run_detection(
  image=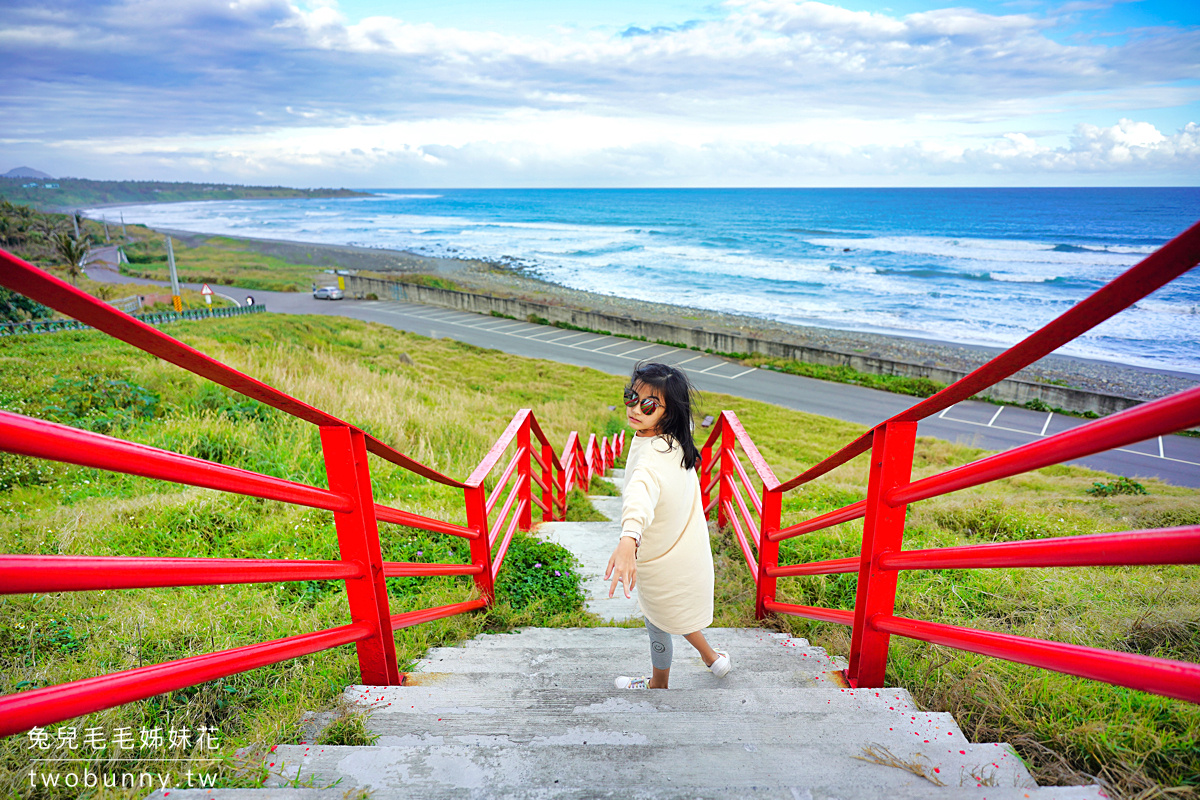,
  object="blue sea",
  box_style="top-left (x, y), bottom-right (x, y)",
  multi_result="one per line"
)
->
top-left (98, 188), bottom-right (1200, 374)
